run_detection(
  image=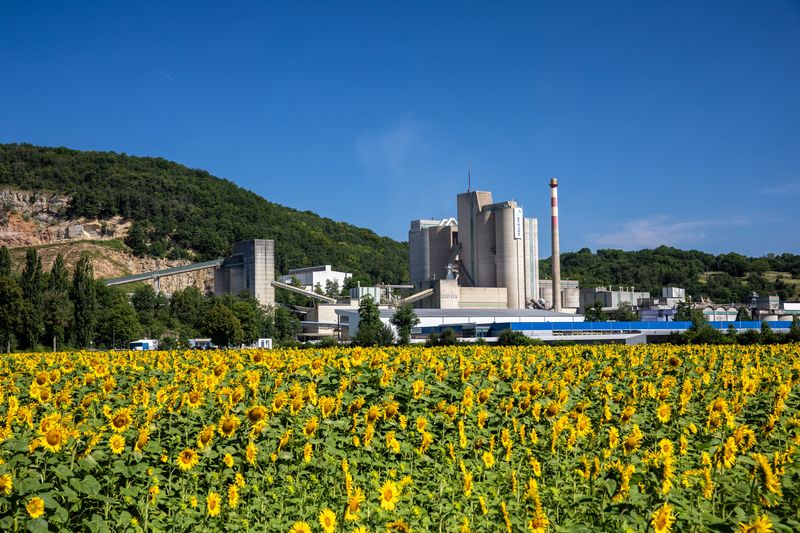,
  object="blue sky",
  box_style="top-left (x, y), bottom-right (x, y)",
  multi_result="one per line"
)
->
top-left (1, 1), bottom-right (799, 256)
